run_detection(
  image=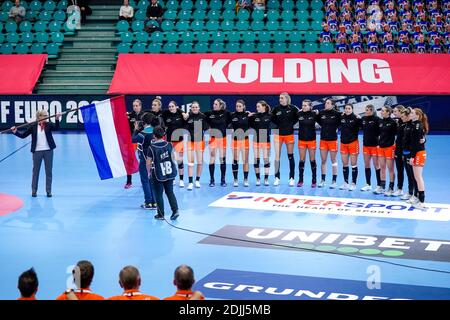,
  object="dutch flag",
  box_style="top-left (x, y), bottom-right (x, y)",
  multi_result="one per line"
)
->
top-left (80, 96), bottom-right (139, 180)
